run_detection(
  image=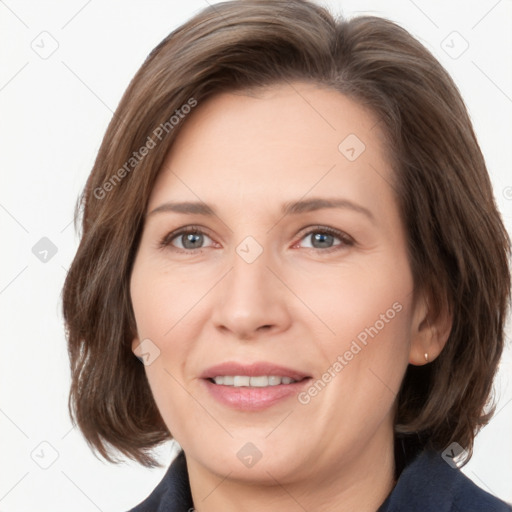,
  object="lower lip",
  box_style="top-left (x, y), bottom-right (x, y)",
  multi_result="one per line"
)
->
top-left (203, 378), bottom-right (311, 411)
